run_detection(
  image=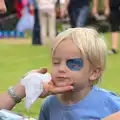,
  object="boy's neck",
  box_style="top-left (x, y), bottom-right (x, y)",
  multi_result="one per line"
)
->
top-left (57, 86), bottom-right (92, 106)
